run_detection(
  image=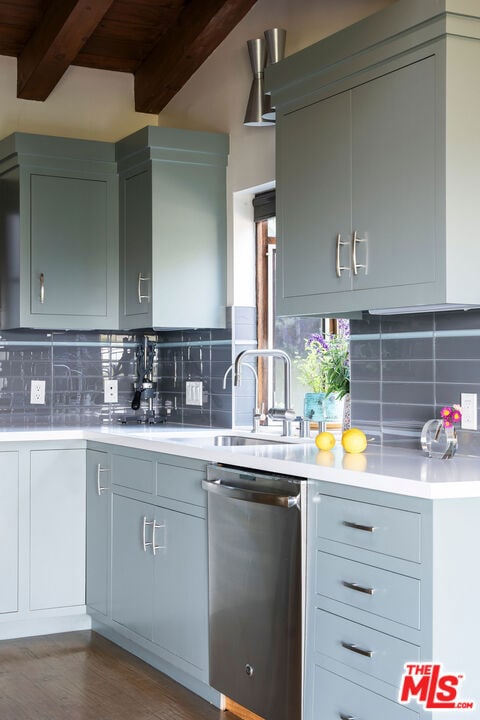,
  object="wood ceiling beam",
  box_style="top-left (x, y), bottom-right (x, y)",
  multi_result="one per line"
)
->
top-left (134, 0), bottom-right (257, 114)
top-left (17, 0), bottom-right (115, 101)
